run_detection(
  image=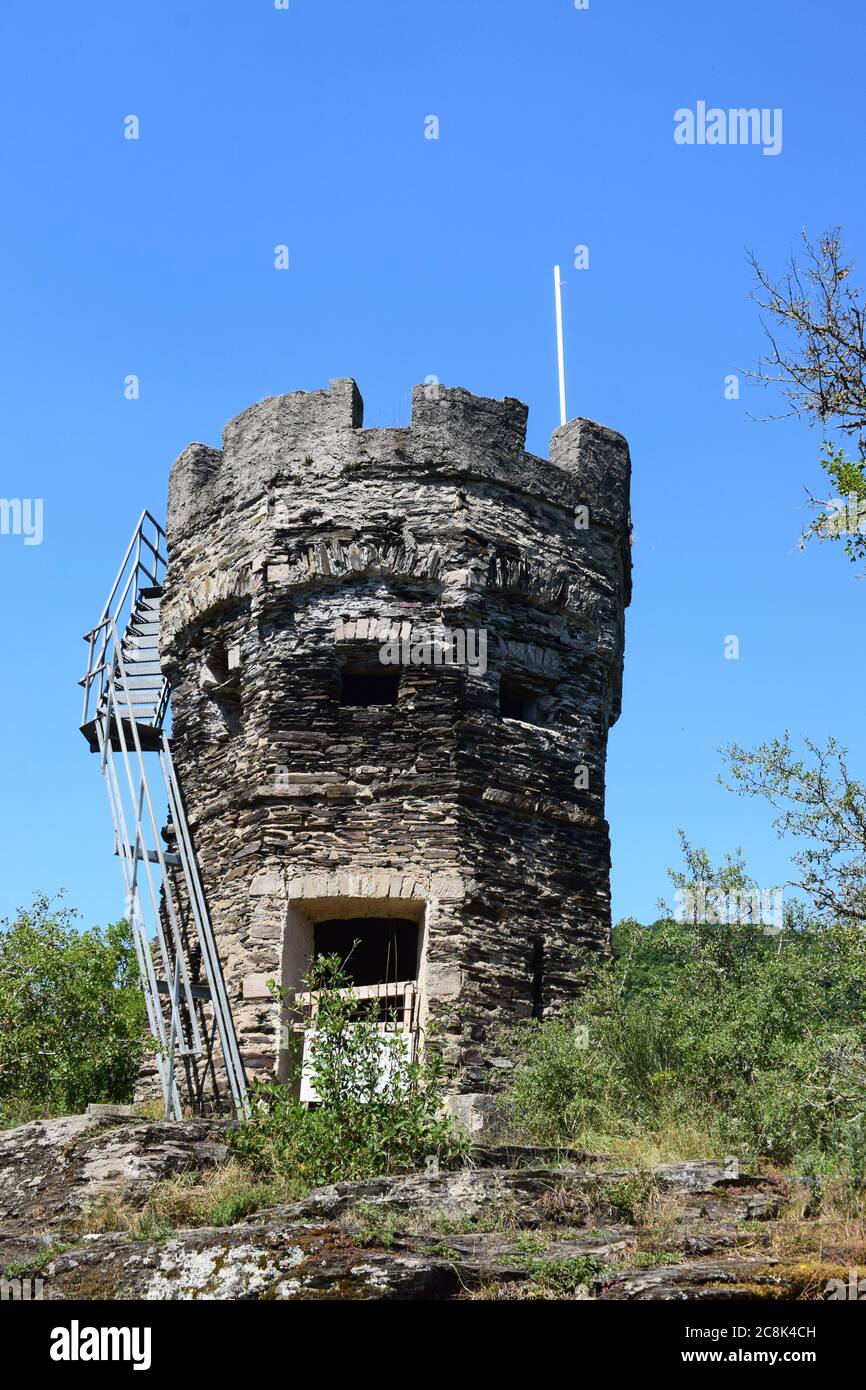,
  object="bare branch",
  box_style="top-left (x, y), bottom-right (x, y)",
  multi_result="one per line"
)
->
top-left (747, 229), bottom-right (866, 438)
